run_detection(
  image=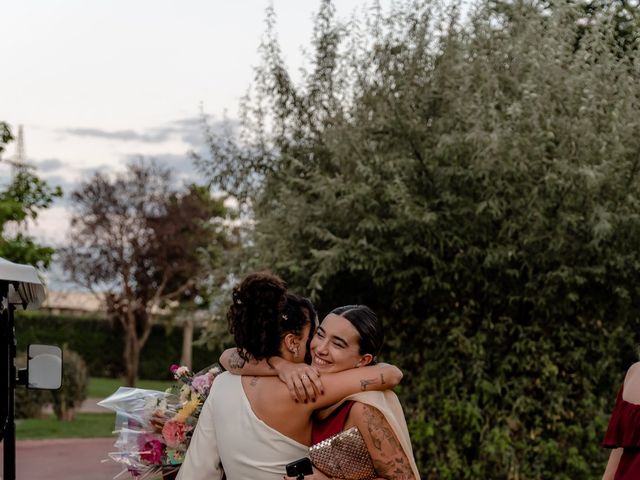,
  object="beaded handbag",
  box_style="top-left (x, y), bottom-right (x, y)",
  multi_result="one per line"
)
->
top-left (309, 426), bottom-right (376, 480)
